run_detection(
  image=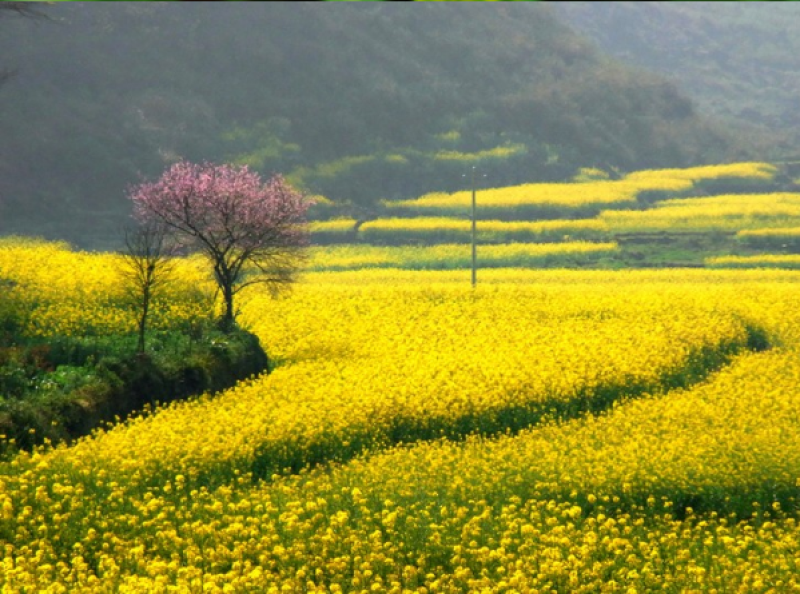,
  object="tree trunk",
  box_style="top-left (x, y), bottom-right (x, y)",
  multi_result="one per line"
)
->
top-left (137, 291), bottom-right (150, 354)
top-left (221, 282), bottom-right (235, 333)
